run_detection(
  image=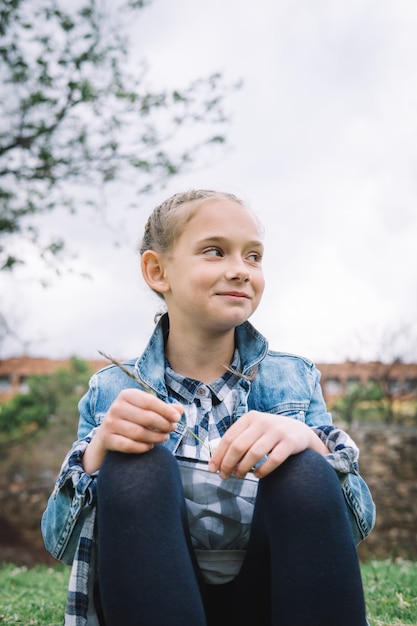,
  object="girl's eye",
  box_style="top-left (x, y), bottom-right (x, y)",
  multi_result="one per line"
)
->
top-left (247, 252), bottom-right (262, 263)
top-left (203, 247), bottom-right (223, 257)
